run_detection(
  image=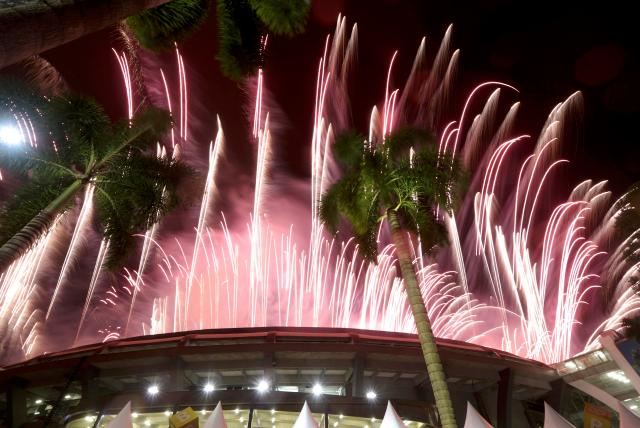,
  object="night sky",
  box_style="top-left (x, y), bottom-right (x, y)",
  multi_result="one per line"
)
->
top-left (1, 0), bottom-right (640, 359)
top-left (28, 0), bottom-right (640, 195)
